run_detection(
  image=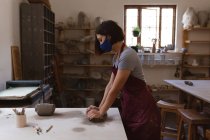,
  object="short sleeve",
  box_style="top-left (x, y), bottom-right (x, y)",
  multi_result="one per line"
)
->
top-left (118, 50), bottom-right (136, 70)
